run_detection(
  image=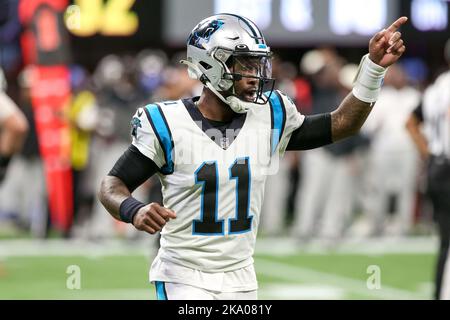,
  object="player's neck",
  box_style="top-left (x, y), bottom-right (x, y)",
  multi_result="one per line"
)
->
top-left (197, 88), bottom-right (236, 122)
